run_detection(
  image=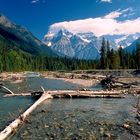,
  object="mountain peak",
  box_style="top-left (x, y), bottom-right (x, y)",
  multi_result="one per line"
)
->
top-left (43, 28), bottom-right (101, 60)
top-left (57, 29), bottom-right (73, 37)
top-left (0, 13), bottom-right (56, 56)
top-left (0, 13), bottom-right (15, 28)
top-left (43, 27), bottom-right (140, 60)
top-left (125, 37), bottom-right (140, 52)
